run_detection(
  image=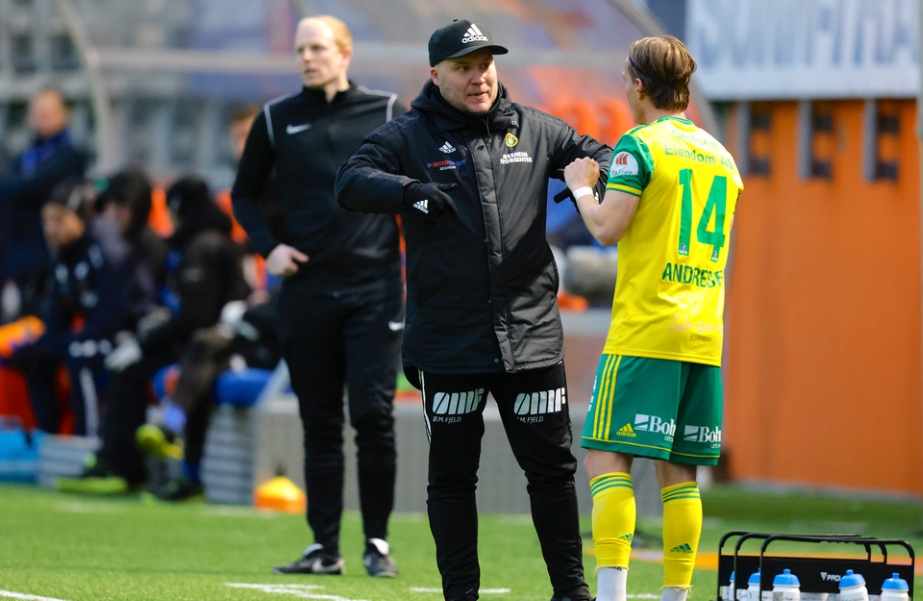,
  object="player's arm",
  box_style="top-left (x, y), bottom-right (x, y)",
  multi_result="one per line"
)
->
top-left (564, 158), bottom-right (639, 246)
